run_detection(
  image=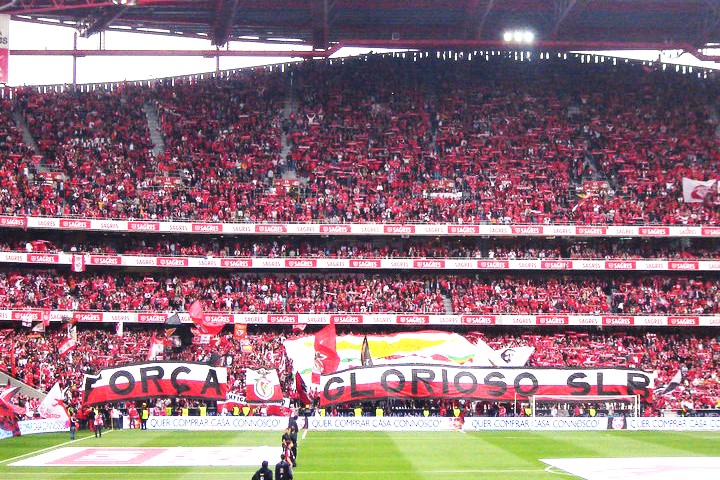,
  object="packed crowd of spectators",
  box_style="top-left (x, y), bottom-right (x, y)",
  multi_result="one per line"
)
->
top-left (2, 327), bottom-right (717, 415)
top-left (0, 326), bottom-right (293, 418)
top-left (0, 98), bottom-right (49, 217)
top-left (2, 231), bottom-right (719, 260)
top-left (0, 269), bottom-right (718, 315)
top-left (2, 54), bottom-right (720, 425)
top-left (0, 56), bottom-right (718, 224)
